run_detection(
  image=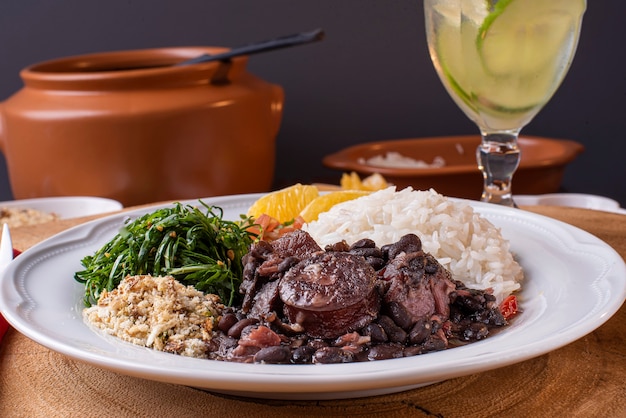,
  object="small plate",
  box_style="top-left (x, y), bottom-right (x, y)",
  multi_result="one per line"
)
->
top-left (515, 193), bottom-right (623, 213)
top-left (0, 196), bottom-right (123, 219)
